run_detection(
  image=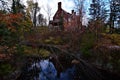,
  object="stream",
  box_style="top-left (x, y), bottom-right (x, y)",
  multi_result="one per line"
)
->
top-left (17, 43), bottom-right (120, 80)
top-left (17, 57), bottom-right (120, 80)
top-left (26, 59), bottom-right (76, 80)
